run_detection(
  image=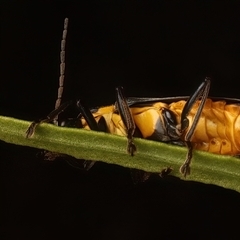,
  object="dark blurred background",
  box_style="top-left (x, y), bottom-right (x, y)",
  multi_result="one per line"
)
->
top-left (1, 1), bottom-right (240, 239)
